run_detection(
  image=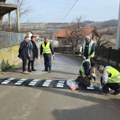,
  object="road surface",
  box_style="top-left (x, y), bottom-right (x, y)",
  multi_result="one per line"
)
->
top-left (0, 53), bottom-right (120, 120)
